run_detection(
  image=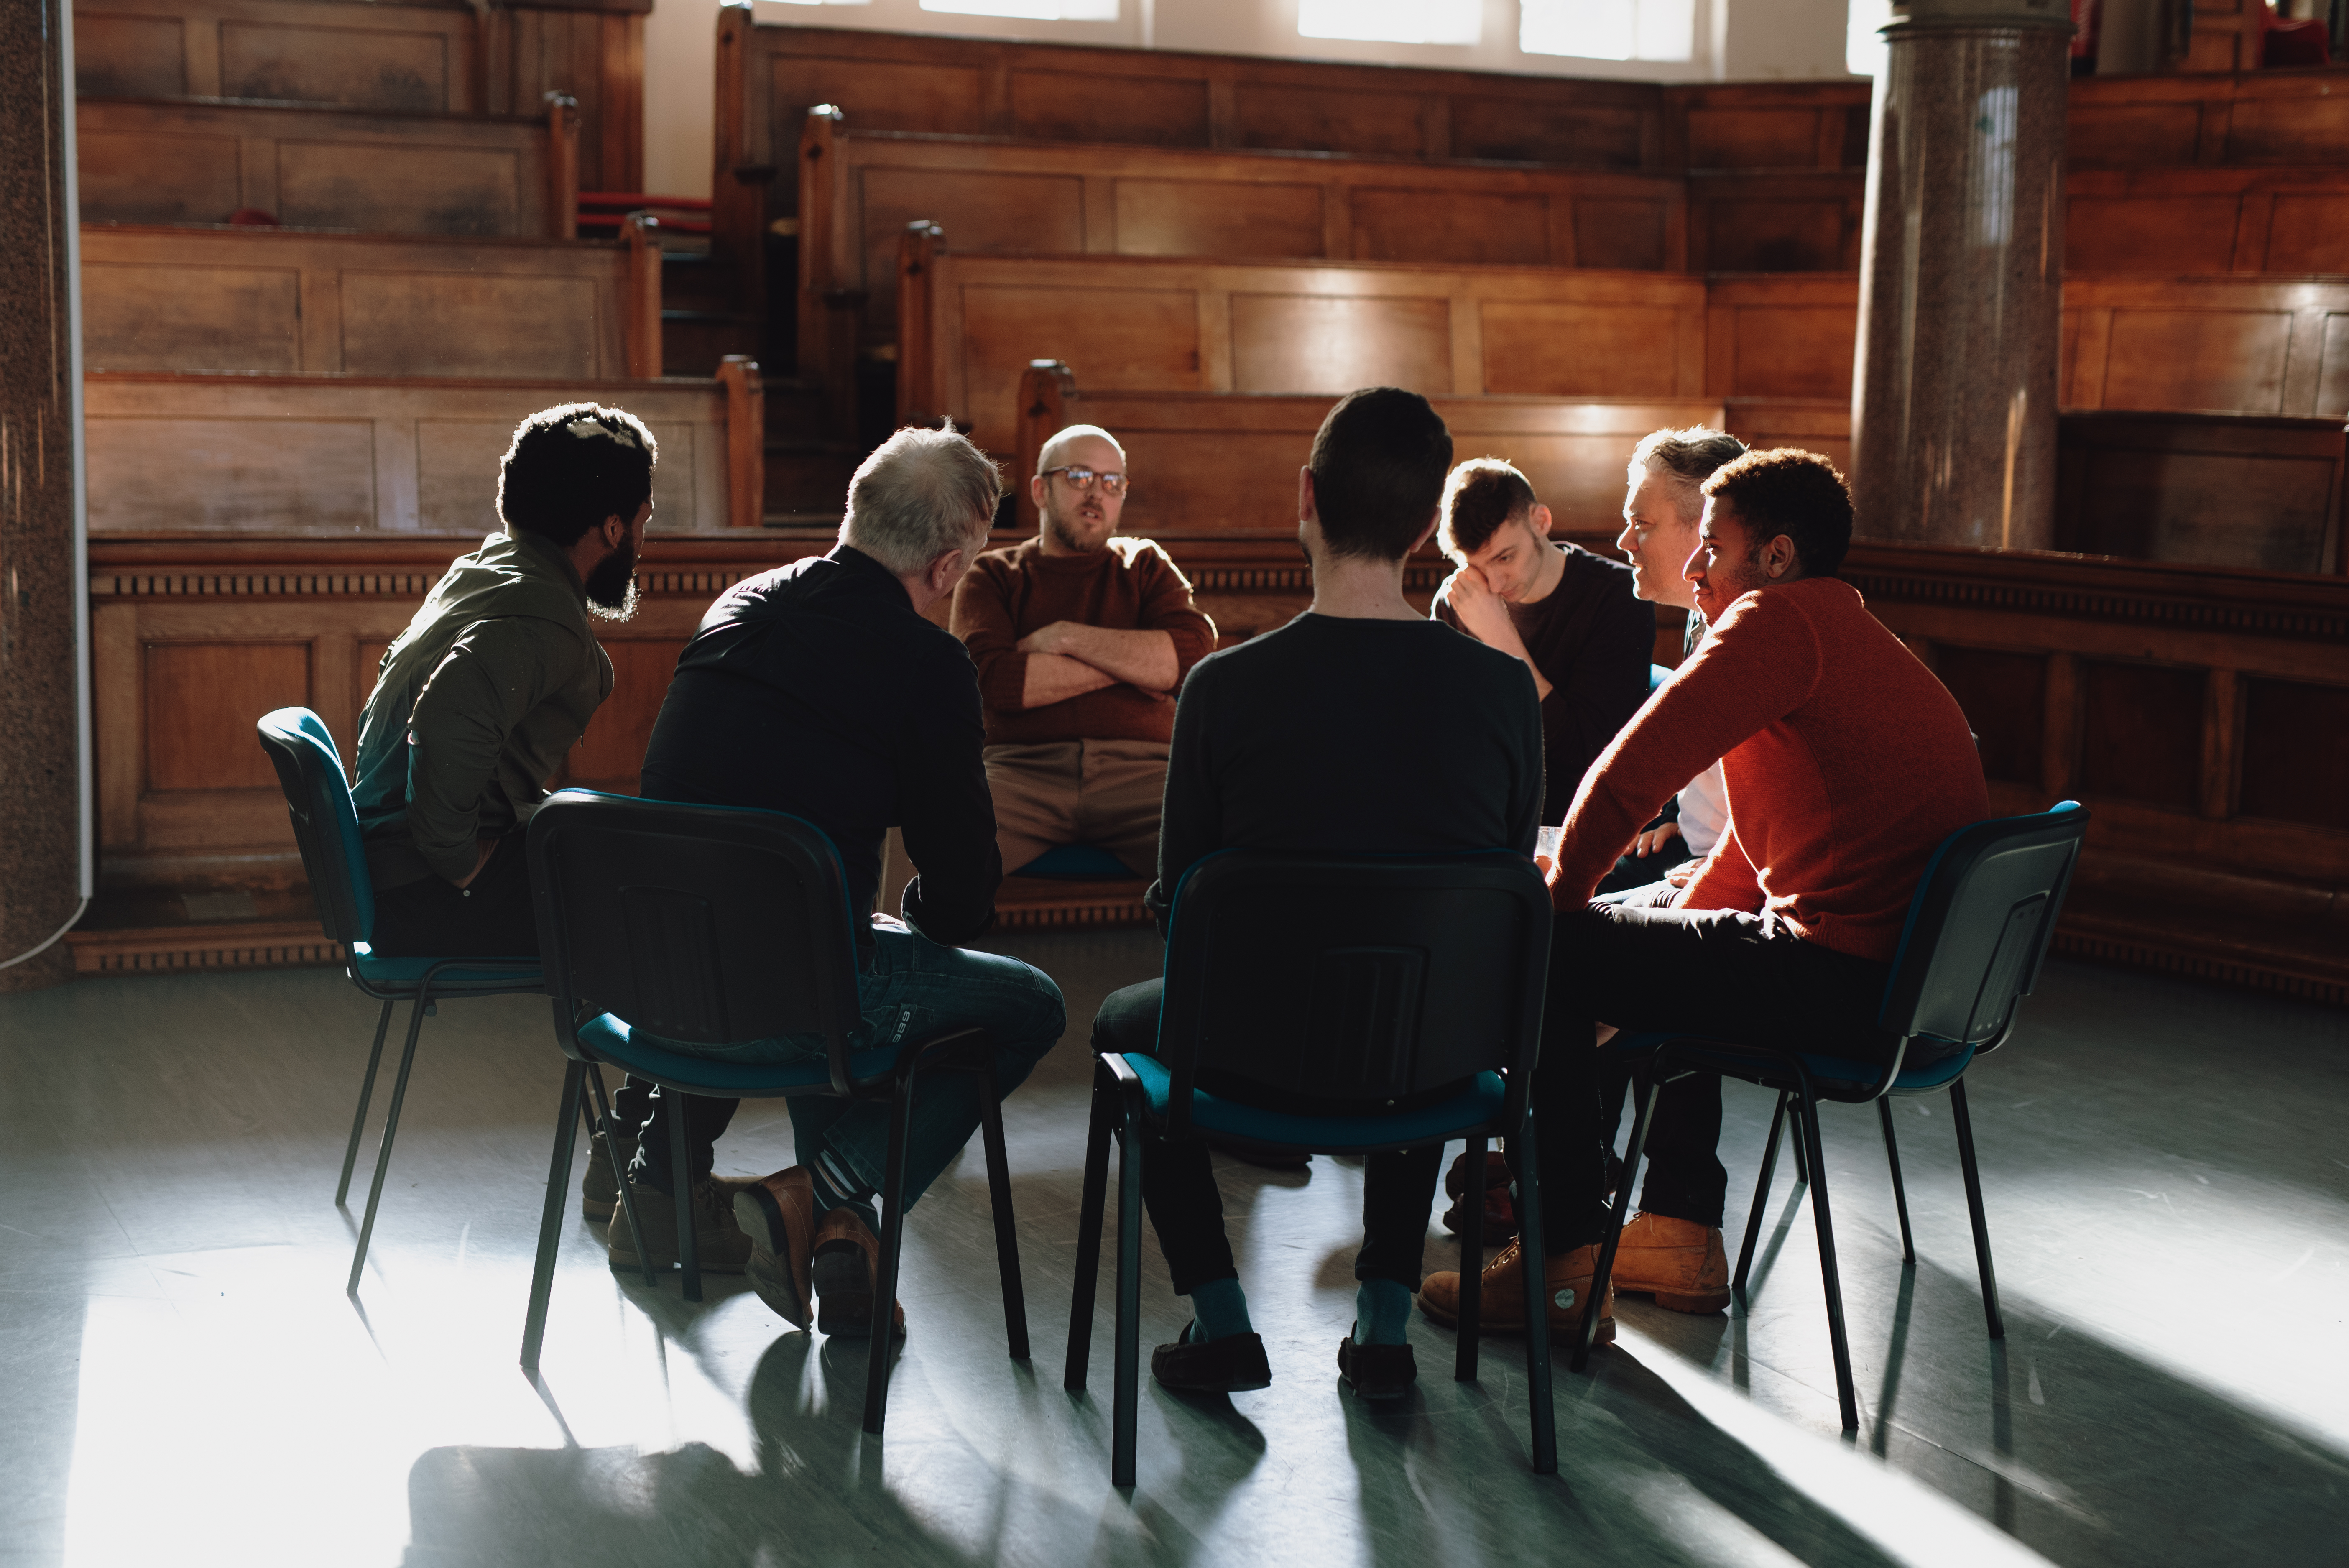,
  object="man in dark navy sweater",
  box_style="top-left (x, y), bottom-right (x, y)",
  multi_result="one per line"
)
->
top-left (612, 426), bottom-right (1066, 1341)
